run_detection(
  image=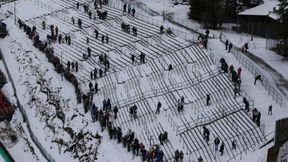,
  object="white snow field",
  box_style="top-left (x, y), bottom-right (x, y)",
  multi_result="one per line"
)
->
top-left (0, 0), bottom-right (287, 162)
